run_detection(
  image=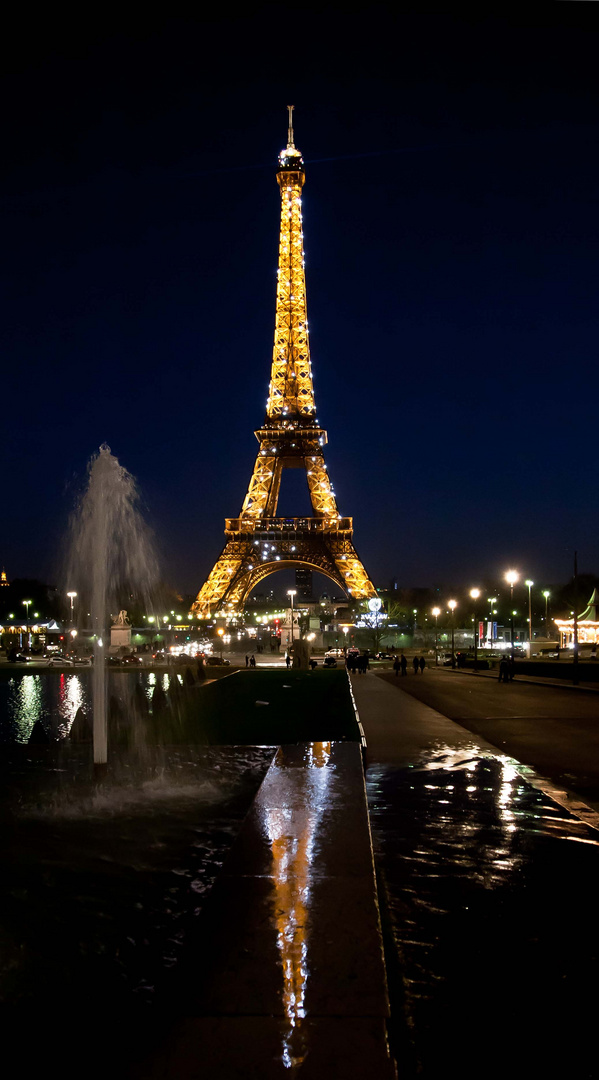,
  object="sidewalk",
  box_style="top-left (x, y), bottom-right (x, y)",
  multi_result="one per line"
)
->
top-left (350, 669), bottom-right (599, 830)
top-left (350, 669), bottom-right (501, 767)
